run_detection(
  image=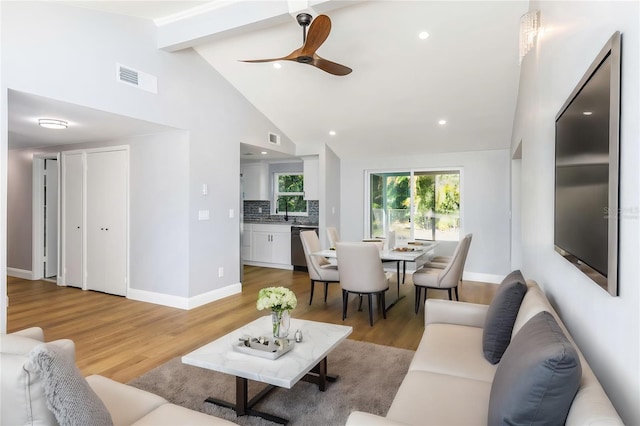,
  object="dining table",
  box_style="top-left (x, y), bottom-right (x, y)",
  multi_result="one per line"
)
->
top-left (311, 242), bottom-right (437, 312)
